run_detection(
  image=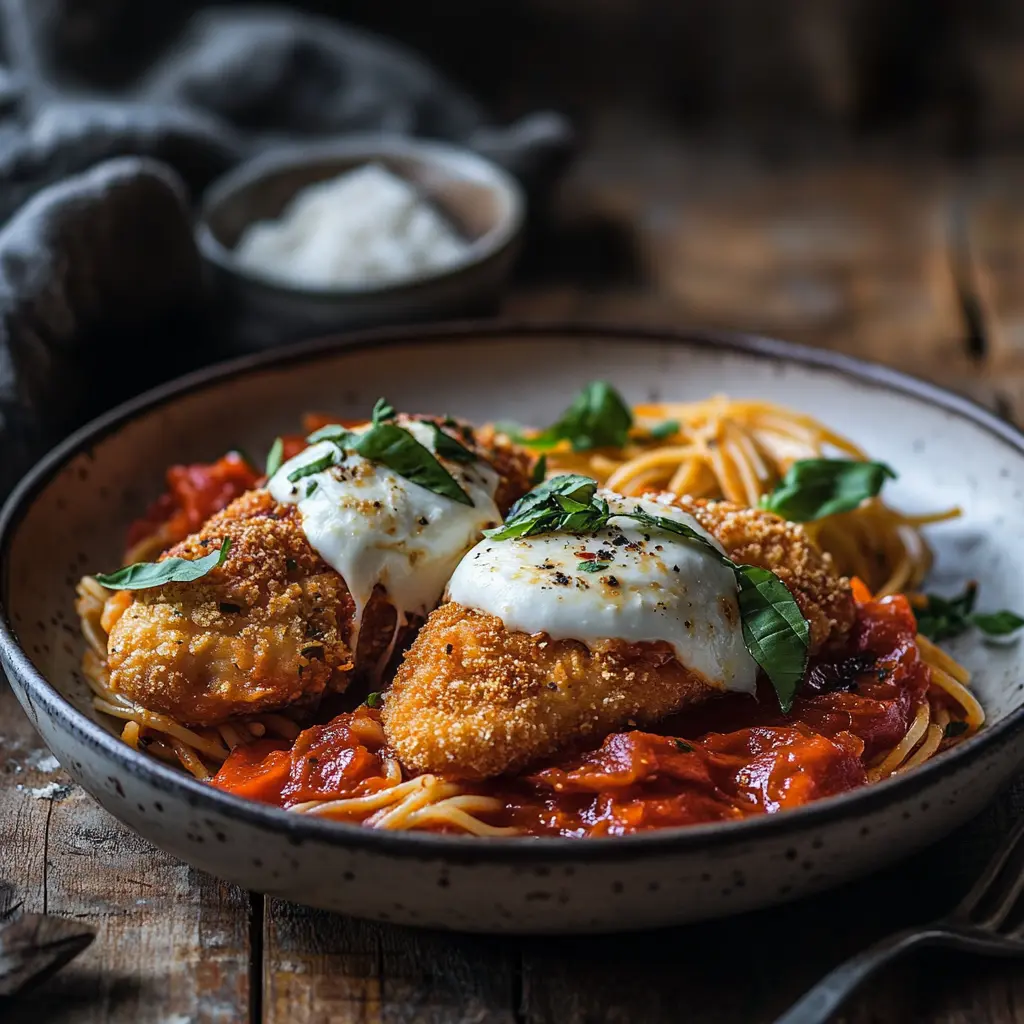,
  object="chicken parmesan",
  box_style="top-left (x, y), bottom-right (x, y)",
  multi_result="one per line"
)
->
top-left (75, 385), bottom-right (1015, 836)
